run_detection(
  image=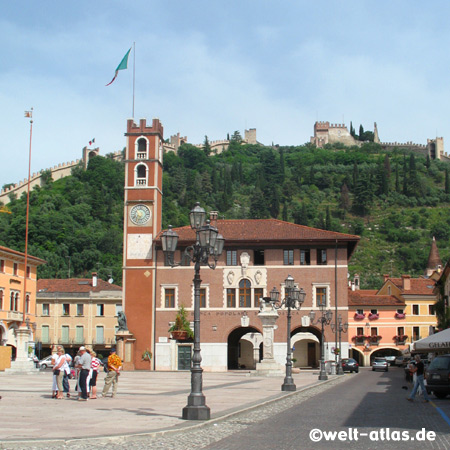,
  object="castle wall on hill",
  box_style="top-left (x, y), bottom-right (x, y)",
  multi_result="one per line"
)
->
top-left (164, 128), bottom-right (259, 155)
top-left (311, 121), bottom-right (448, 162)
top-left (311, 121), bottom-right (359, 148)
top-left (0, 147), bottom-right (122, 205)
